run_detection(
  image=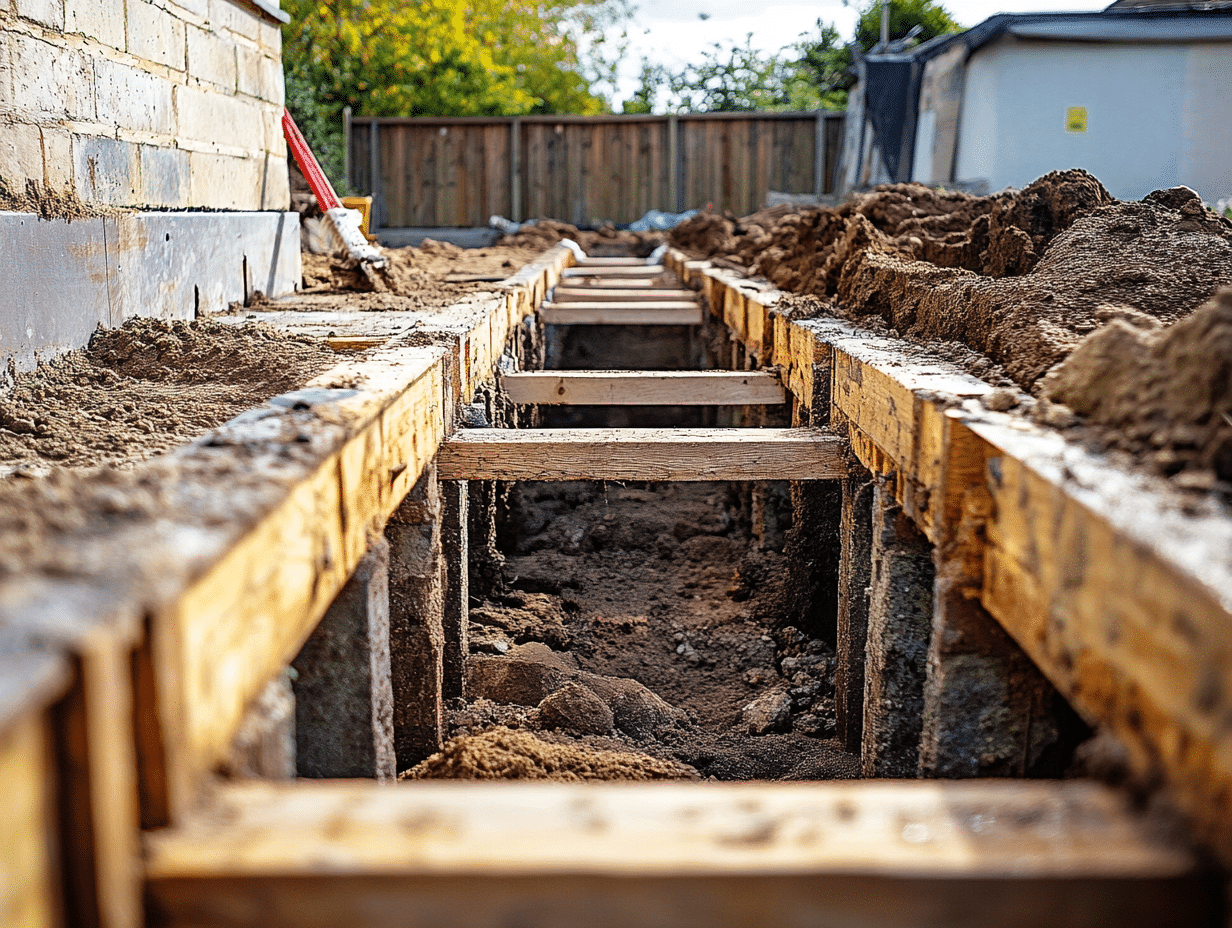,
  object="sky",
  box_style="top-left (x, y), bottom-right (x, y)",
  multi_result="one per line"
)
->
top-left (606, 0), bottom-right (1105, 103)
